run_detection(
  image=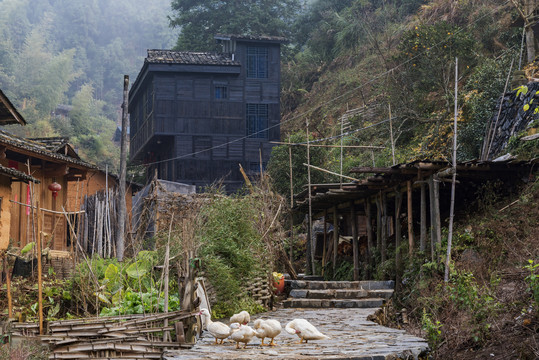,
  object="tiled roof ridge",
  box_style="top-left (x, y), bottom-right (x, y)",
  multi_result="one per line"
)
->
top-left (0, 129), bottom-right (95, 169)
top-left (0, 163), bottom-right (39, 183)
